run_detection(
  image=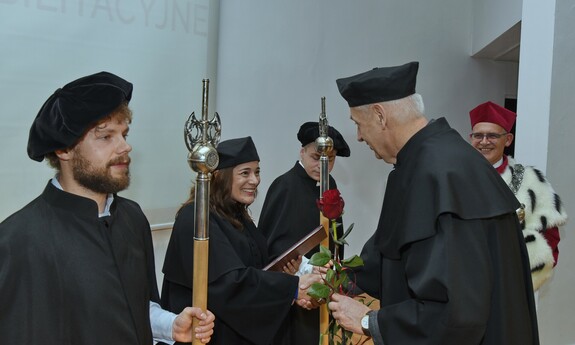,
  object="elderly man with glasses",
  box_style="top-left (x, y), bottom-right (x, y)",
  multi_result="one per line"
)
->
top-left (469, 101), bottom-right (568, 291)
